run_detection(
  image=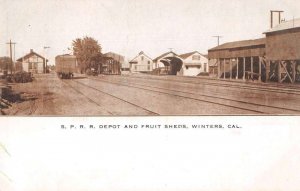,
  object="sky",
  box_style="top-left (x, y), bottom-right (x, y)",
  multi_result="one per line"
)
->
top-left (1, 0), bottom-right (300, 65)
